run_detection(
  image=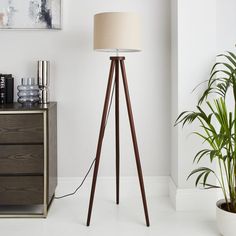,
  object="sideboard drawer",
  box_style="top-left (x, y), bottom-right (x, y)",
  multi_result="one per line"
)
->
top-left (0, 145), bottom-right (44, 174)
top-left (0, 114), bottom-right (43, 144)
top-left (0, 102), bottom-right (57, 217)
top-left (0, 176), bottom-right (44, 205)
